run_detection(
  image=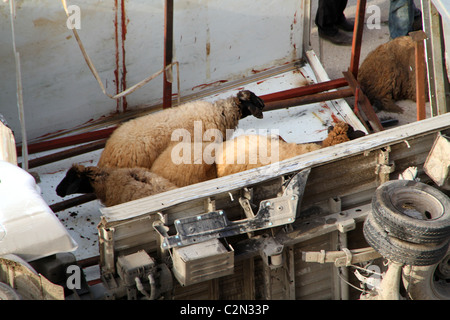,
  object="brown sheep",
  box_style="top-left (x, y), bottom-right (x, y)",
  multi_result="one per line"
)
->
top-left (56, 164), bottom-right (177, 207)
top-left (358, 36), bottom-right (424, 114)
top-left (97, 90), bottom-right (265, 169)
